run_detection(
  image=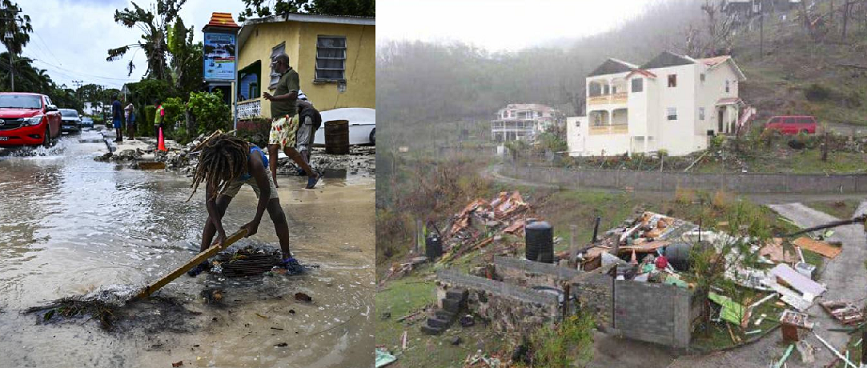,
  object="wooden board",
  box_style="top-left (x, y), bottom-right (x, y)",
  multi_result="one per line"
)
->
top-left (134, 229), bottom-right (248, 300)
top-left (792, 237), bottom-right (842, 259)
